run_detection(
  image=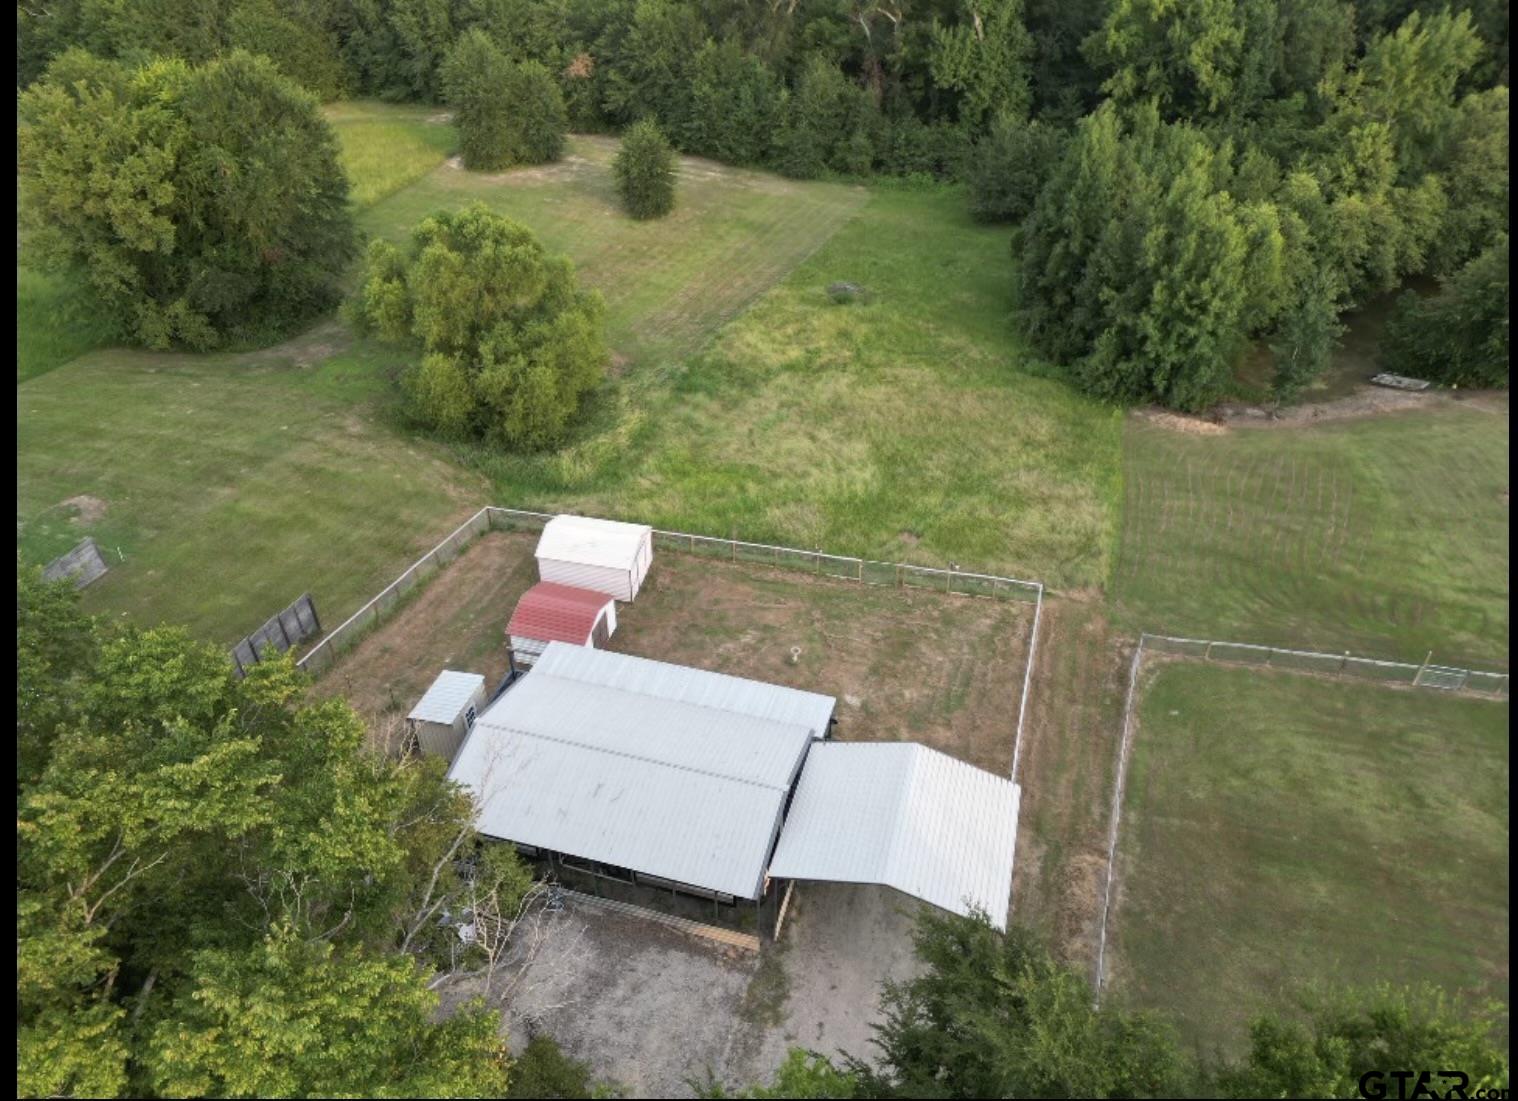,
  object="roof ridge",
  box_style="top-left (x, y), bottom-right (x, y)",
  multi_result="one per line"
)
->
top-left (486, 721), bottom-right (795, 792)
